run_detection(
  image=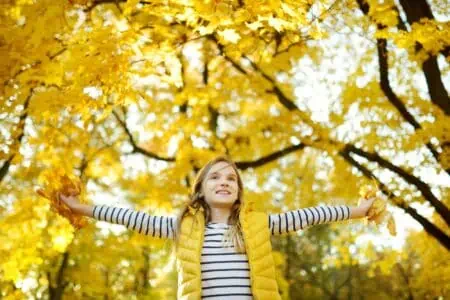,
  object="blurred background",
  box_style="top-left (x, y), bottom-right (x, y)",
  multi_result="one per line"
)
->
top-left (0, 0), bottom-right (449, 299)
